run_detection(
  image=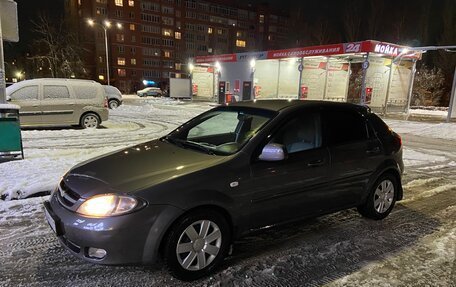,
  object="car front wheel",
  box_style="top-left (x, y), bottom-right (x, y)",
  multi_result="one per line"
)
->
top-left (80, 113), bottom-right (100, 129)
top-left (358, 173), bottom-right (398, 220)
top-left (108, 99), bottom-right (120, 109)
top-left (163, 210), bottom-right (231, 281)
